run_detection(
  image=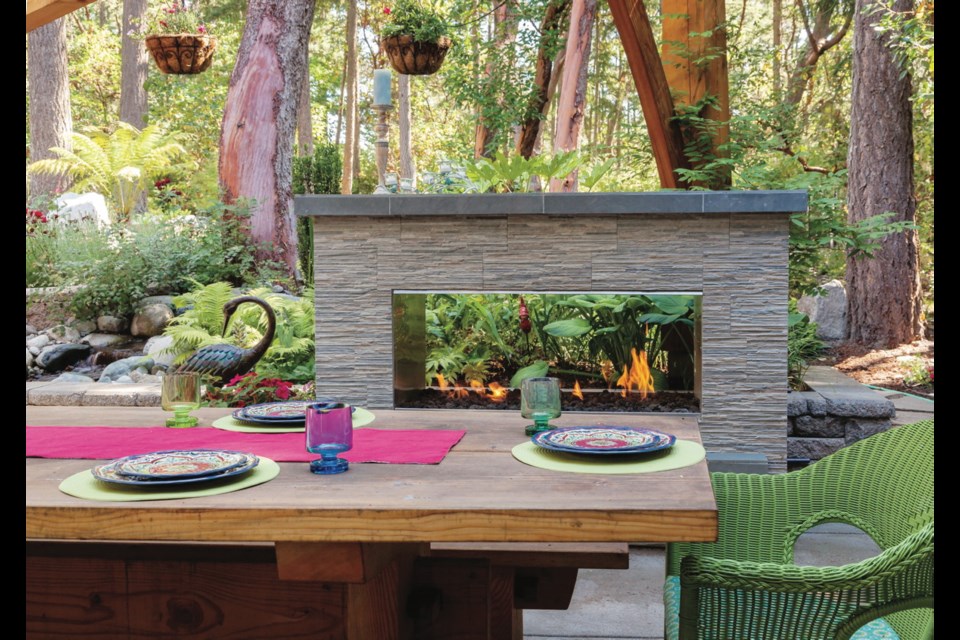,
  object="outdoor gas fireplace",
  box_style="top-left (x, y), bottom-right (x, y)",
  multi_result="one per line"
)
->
top-left (296, 191), bottom-right (807, 470)
top-left (392, 291), bottom-right (701, 413)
